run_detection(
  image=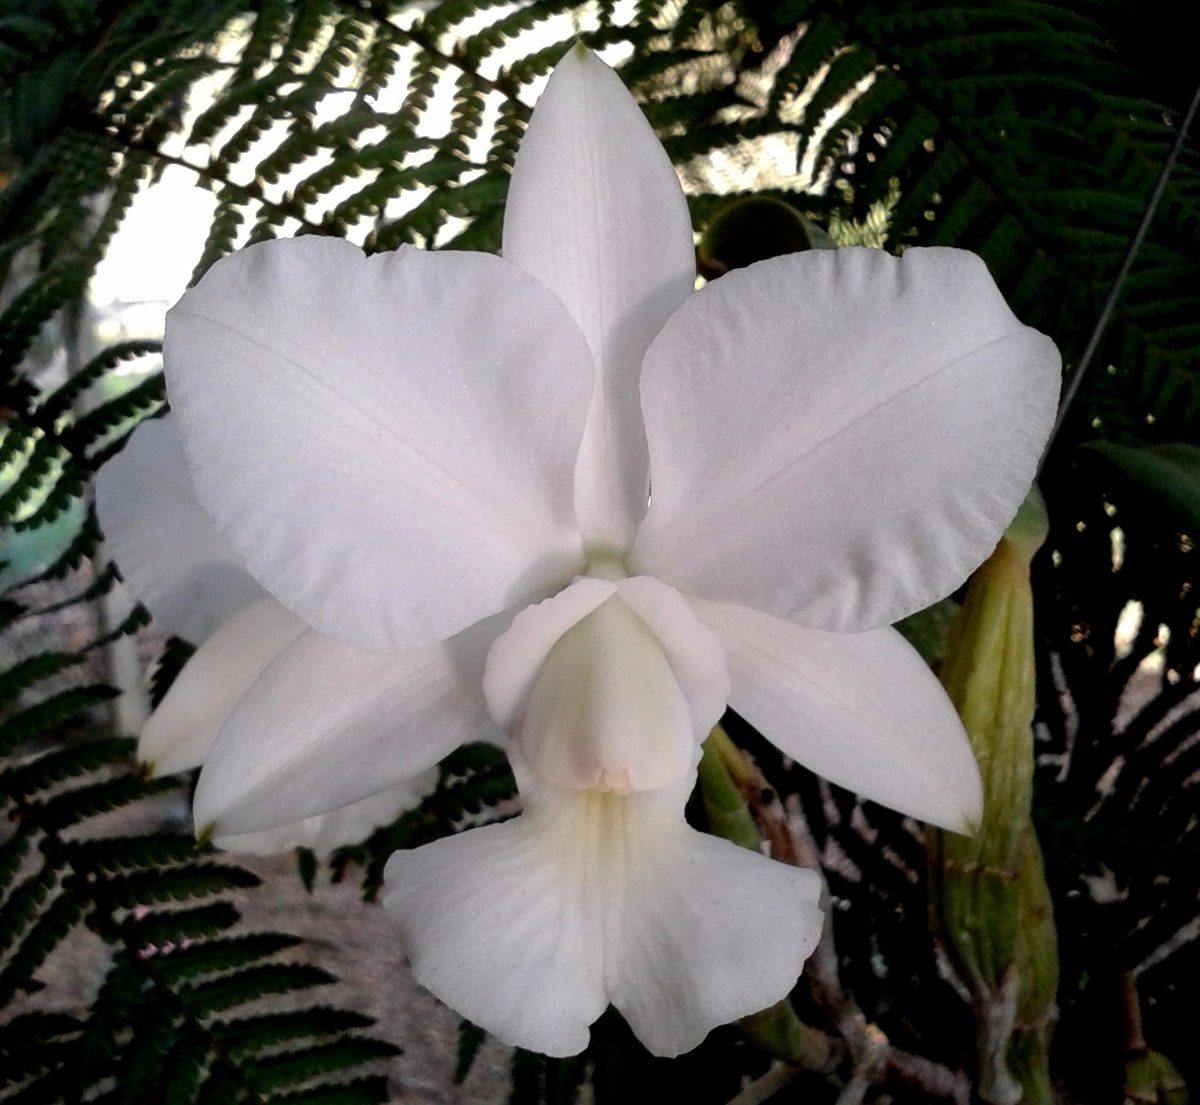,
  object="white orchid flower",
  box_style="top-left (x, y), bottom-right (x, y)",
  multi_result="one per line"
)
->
top-left (95, 415), bottom-right (436, 856)
top-left (155, 45), bottom-right (1060, 1057)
